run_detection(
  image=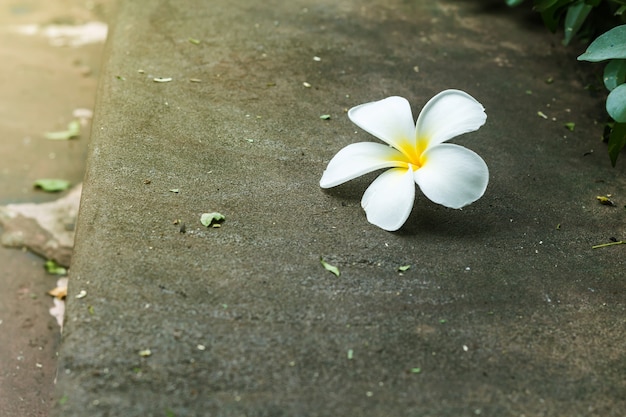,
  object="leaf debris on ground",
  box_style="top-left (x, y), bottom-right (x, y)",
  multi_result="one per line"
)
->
top-left (139, 349), bottom-right (152, 357)
top-left (200, 212), bottom-right (225, 227)
top-left (47, 277), bottom-right (68, 300)
top-left (320, 257), bottom-right (340, 277)
top-left (45, 259), bottom-right (67, 275)
top-left (592, 240), bottom-right (625, 249)
top-left (596, 195), bottom-right (615, 206)
top-left (34, 179), bottom-right (71, 192)
top-left (45, 120), bottom-right (80, 140)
